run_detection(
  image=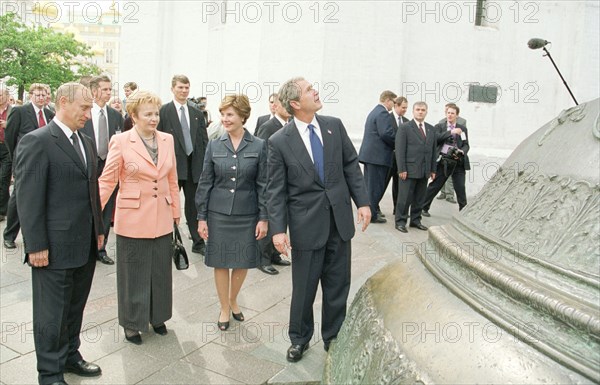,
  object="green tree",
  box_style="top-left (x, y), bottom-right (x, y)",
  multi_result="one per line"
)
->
top-left (0, 13), bottom-right (100, 100)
